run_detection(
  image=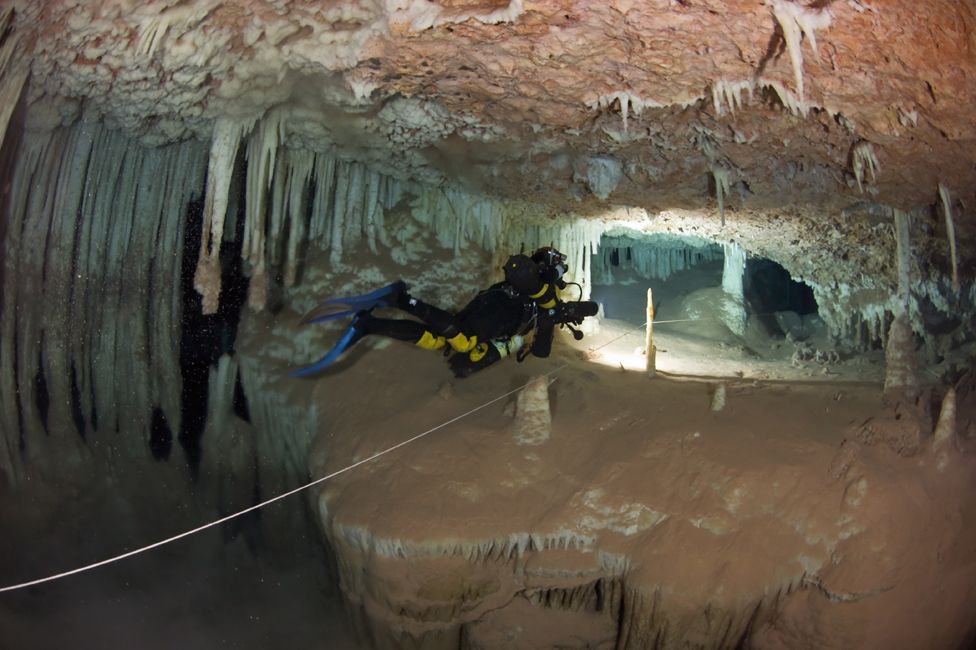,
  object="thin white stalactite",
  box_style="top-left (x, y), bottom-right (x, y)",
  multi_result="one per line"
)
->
top-left (769, 0), bottom-right (831, 104)
top-left (309, 155), bottom-right (336, 246)
top-left (284, 149), bottom-right (314, 287)
top-left (195, 117), bottom-right (253, 315)
top-left (365, 169), bottom-right (381, 255)
top-left (344, 163), bottom-right (366, 255)
top-left (329, 157), bottom-right (350, 266)
top-left (938, 183), bottom-right (959, 294)
top-left (268, 152), bottom-right (289, 275)
top-left (713, 167), bottom-right (731, 226)
top-left (851, 141), bottom-right (879, 193)
top-left (243, 113), bottom-right (284, 310)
